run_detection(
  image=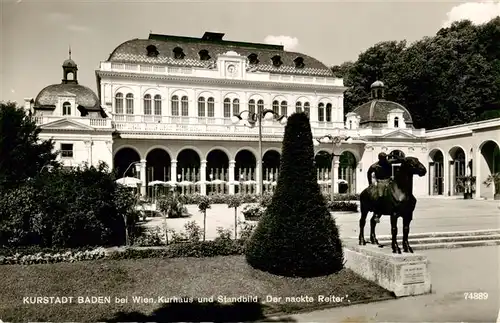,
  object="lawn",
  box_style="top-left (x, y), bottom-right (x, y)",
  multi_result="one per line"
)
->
top-left (0, 255), bottom-right (393, 321)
